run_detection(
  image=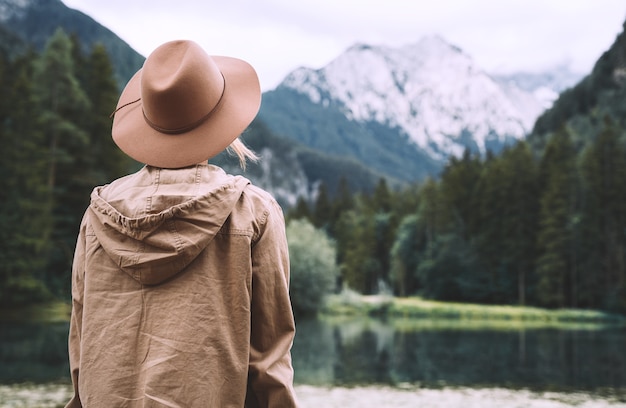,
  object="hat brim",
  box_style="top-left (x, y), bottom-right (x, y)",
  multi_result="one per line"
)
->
top-left (112, 56), bottom-right (261, 169)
